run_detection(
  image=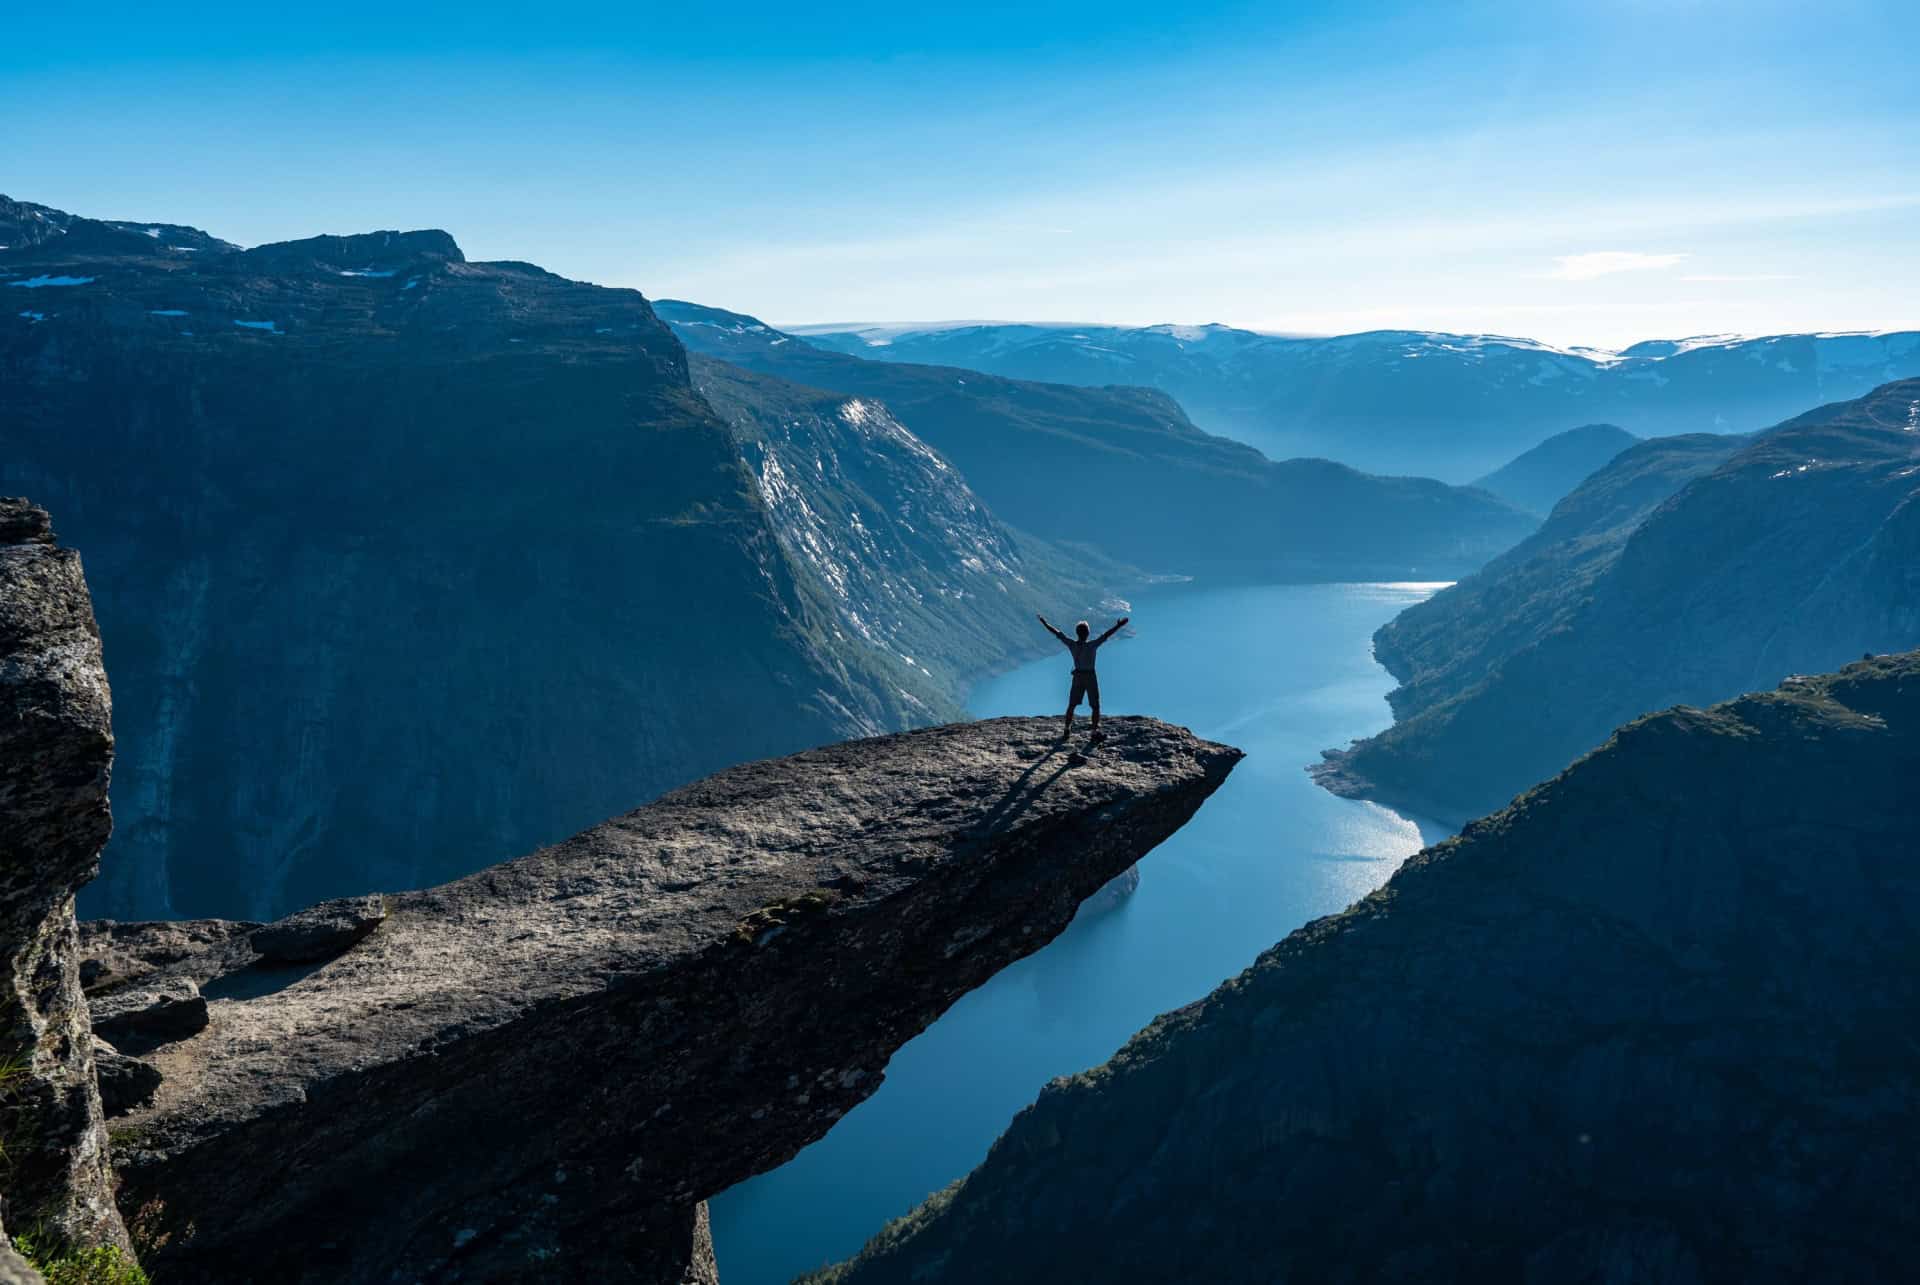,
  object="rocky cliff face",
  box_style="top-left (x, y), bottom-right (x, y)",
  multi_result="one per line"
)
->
top-left (0, 198), bottom-right (1088, 923)
top-left (81, 716), bottom-right (1238, 1283)
top-left (659, 303), bottom-right (1538, 583)
top-left (0, 500), bottom-right (127, 1259)
top-left (690, 355), bottom-right (1126, 713)
top-left (822, 653), bottom-right (1920, 1285)
top-left (1322, 379), bottom-right (1920, 822)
